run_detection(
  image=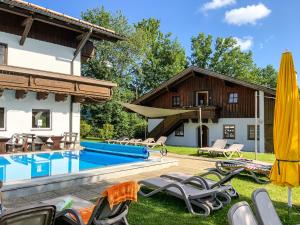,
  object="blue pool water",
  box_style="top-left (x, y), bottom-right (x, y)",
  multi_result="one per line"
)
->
top-left (0, 149), bottom-right (145, 183)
